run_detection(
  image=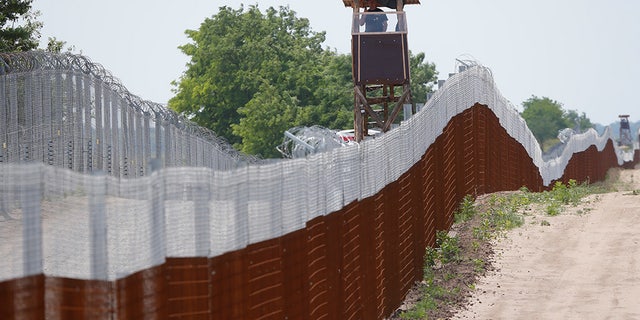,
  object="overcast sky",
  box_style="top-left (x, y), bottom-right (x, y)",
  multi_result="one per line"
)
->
top-left (32, 0), bottom-right (639, 125)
